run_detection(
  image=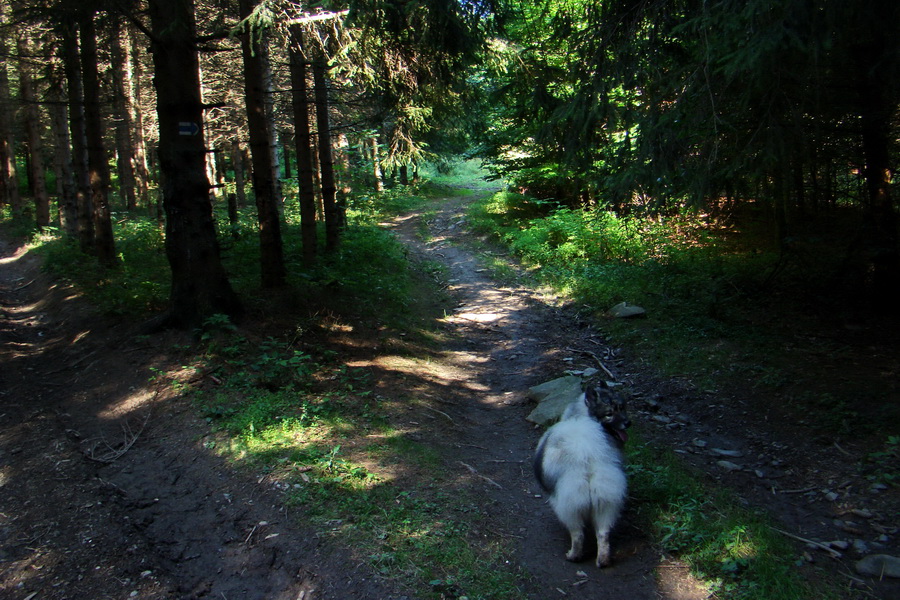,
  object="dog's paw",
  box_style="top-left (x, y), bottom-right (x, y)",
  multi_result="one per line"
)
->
top-left (565, 549), bottom-right (582, 562)
top-left (595, 550), bottom-right (611, 568)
